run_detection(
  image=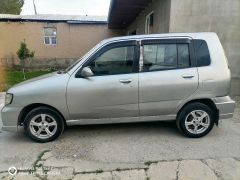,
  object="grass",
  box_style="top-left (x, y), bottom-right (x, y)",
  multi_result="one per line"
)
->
top-left (0, 70), bottom-right (54, 92)
top-left (144, 161), bottom-right (158, 166)
top-left (95, 169), bottom-right (104, 174)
